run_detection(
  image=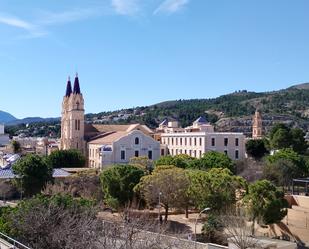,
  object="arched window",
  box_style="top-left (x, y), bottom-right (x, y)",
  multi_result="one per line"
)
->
top-left (76, 101), bottom-right (80, 110)
top-left (135, 137), bottom-right (139, 145)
